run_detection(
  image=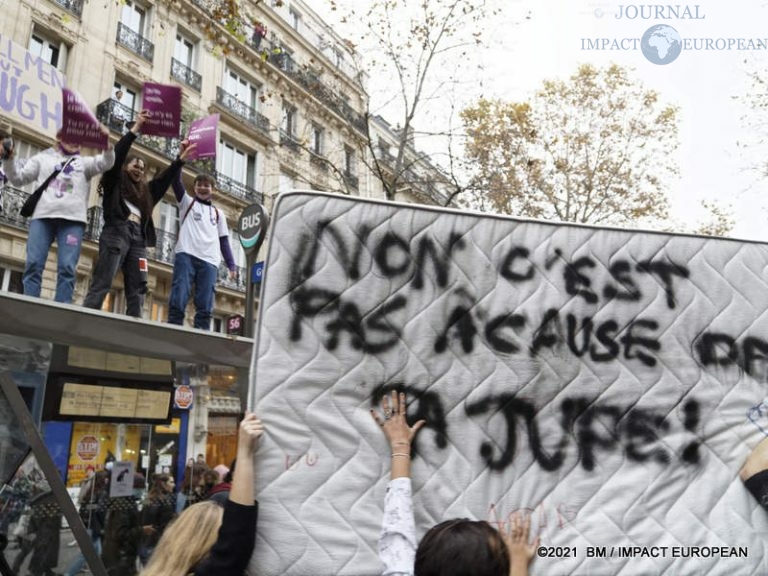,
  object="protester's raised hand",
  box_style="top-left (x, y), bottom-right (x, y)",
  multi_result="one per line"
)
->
top-left (131, 109), bottom-right (150, 133)
top-left (238, 412), bottom-right (264, 455)
top-left (504, 512), bottom-right (539, 576)
top-left (371, 390), bottom-right (425, 452)
top-left (178, 139), bottom-right (197, 161)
